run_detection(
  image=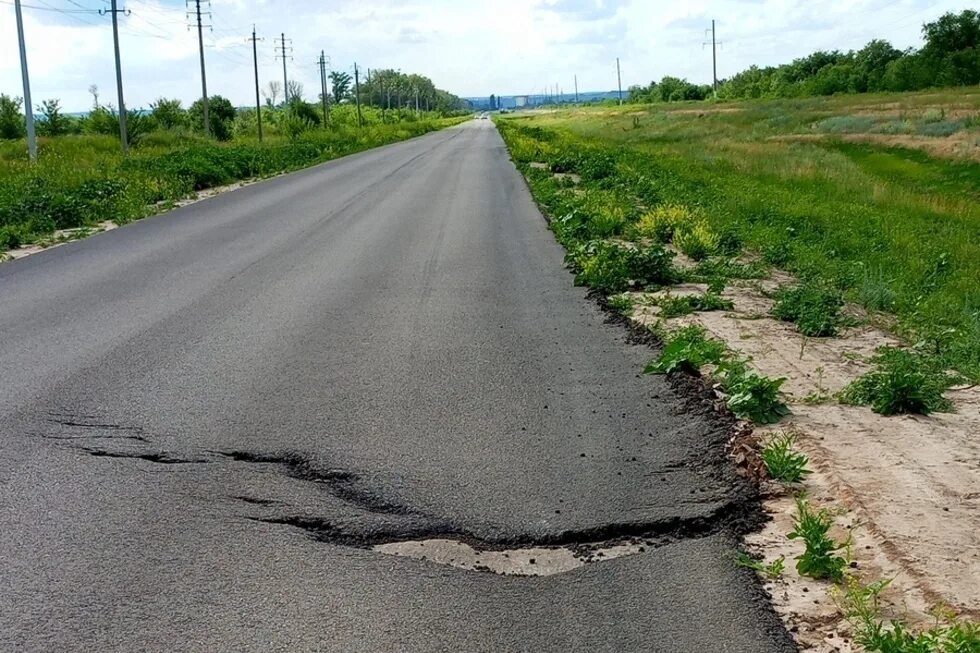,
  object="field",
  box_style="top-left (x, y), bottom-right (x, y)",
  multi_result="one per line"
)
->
top-left (497, 89), bottom-right (980, 380)
top-left (0, 109), bottom-right (466, 253)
